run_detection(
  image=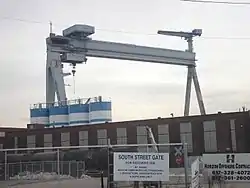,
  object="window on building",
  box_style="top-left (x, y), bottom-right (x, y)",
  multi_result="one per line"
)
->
top-left (97, 129), bottom-right (107, 145)
top-left (0, 132), bottom-right (5, 137)
top-left (27, 135), bottom-right (36, 153)
top-left (44, 134), bottom-right (53, 152)
top-left (27, 135), bottom-right (36, 148)
top-left (180, 122), bottom-right (193, 153)
top-left (61, 132), bottom-right (70, 147)
top-left (137, 126), bottom-right (148, 152)
top-left (203, 120), bottom-right (217, 152)
top-left (79, 131), bottom-right (88, 150)
top-left (0, 144), bottom-right (3, 149)
top-left (230, 119), bottom-right (237, 152)
top-left (117, 128), bottom-right (127, 144)
top-left (158, 124), bottom-right (169, 152)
